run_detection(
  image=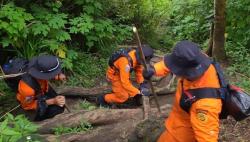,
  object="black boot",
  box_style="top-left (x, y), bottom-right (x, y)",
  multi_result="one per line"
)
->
top-left (97, 95), bottom-right (109, 107)
top-left (134, 94), bottom-right (142, 106)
